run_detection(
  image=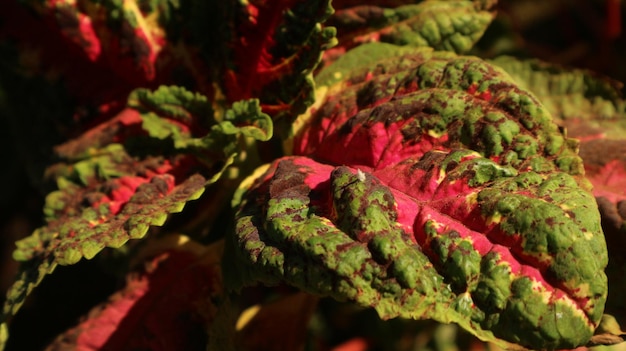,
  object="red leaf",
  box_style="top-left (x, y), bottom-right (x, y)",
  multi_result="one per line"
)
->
top-left (235, 292), bottom-right (318, 351)
top-left (224, 0), bottom-right (334, 122)
top-left (331, 338), bottom-right (370, 351)
top-left (0, 1), bottom-right (135, 110)
top-left (46, 240), bottom-right (223, 351)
